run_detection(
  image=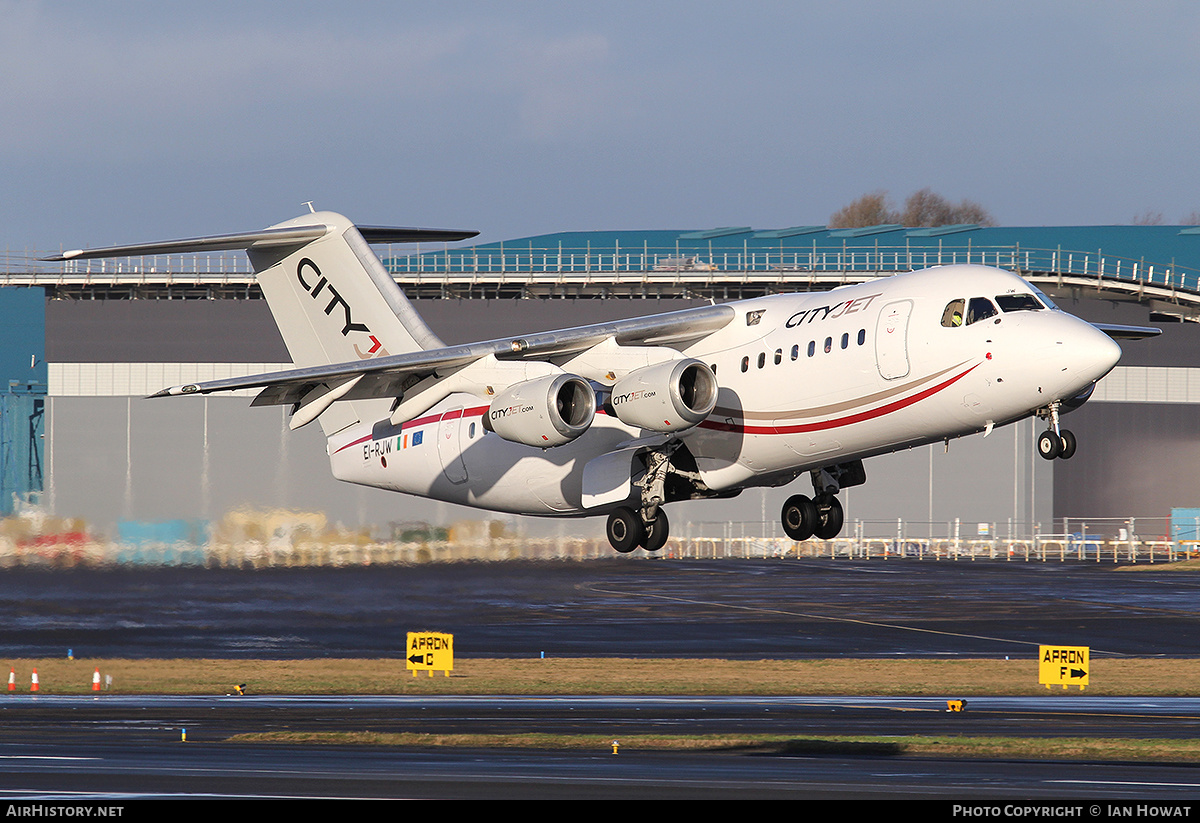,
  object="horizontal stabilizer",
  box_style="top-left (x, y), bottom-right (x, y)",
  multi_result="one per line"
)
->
top-left (43, 224), bottom-right (477, 261)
